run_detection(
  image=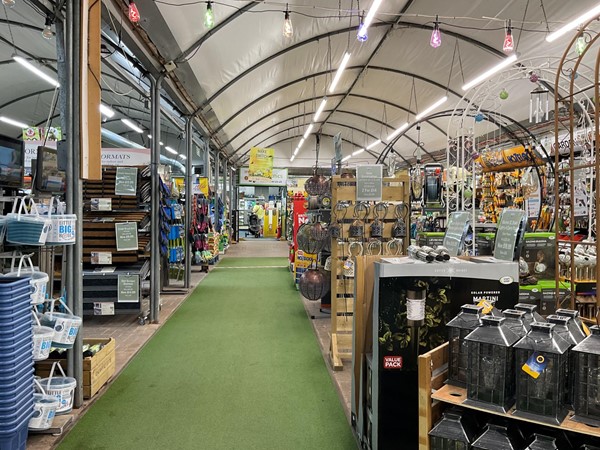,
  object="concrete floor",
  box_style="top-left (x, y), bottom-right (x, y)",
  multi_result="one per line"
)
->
top-left (27, 240), bottom-right (352, 449)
